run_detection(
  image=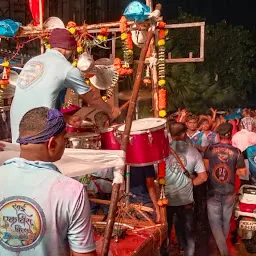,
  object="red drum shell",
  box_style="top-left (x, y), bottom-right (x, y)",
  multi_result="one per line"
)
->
top-left (66, 125), bottom-right (95, 133)
top-left (117, 118), bottom-right (169, 166)
top-left (100, 127), bottom-right (121, 150)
